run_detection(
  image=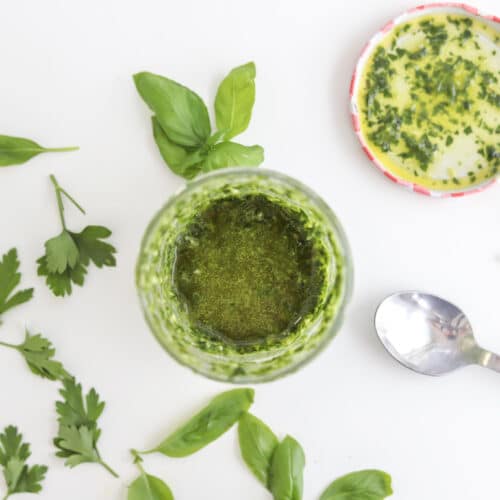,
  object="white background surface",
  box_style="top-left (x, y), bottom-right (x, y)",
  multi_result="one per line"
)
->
top-left (0, 0), bottom-right (499, 499)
